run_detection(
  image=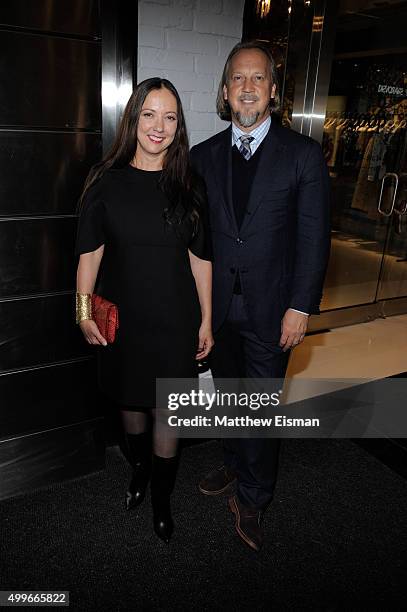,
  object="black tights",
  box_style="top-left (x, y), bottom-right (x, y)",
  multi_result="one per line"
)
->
top-left (120, 408), bottom-right (178, 458)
